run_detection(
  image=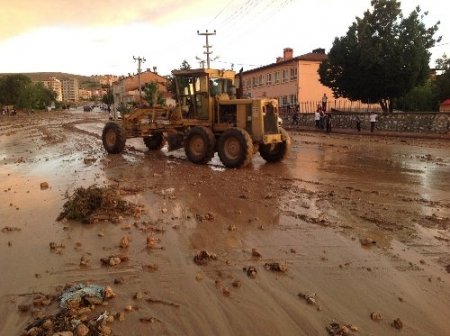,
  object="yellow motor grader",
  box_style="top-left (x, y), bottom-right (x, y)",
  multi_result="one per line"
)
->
top-left (102, 68), bottom-right (291, 168)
